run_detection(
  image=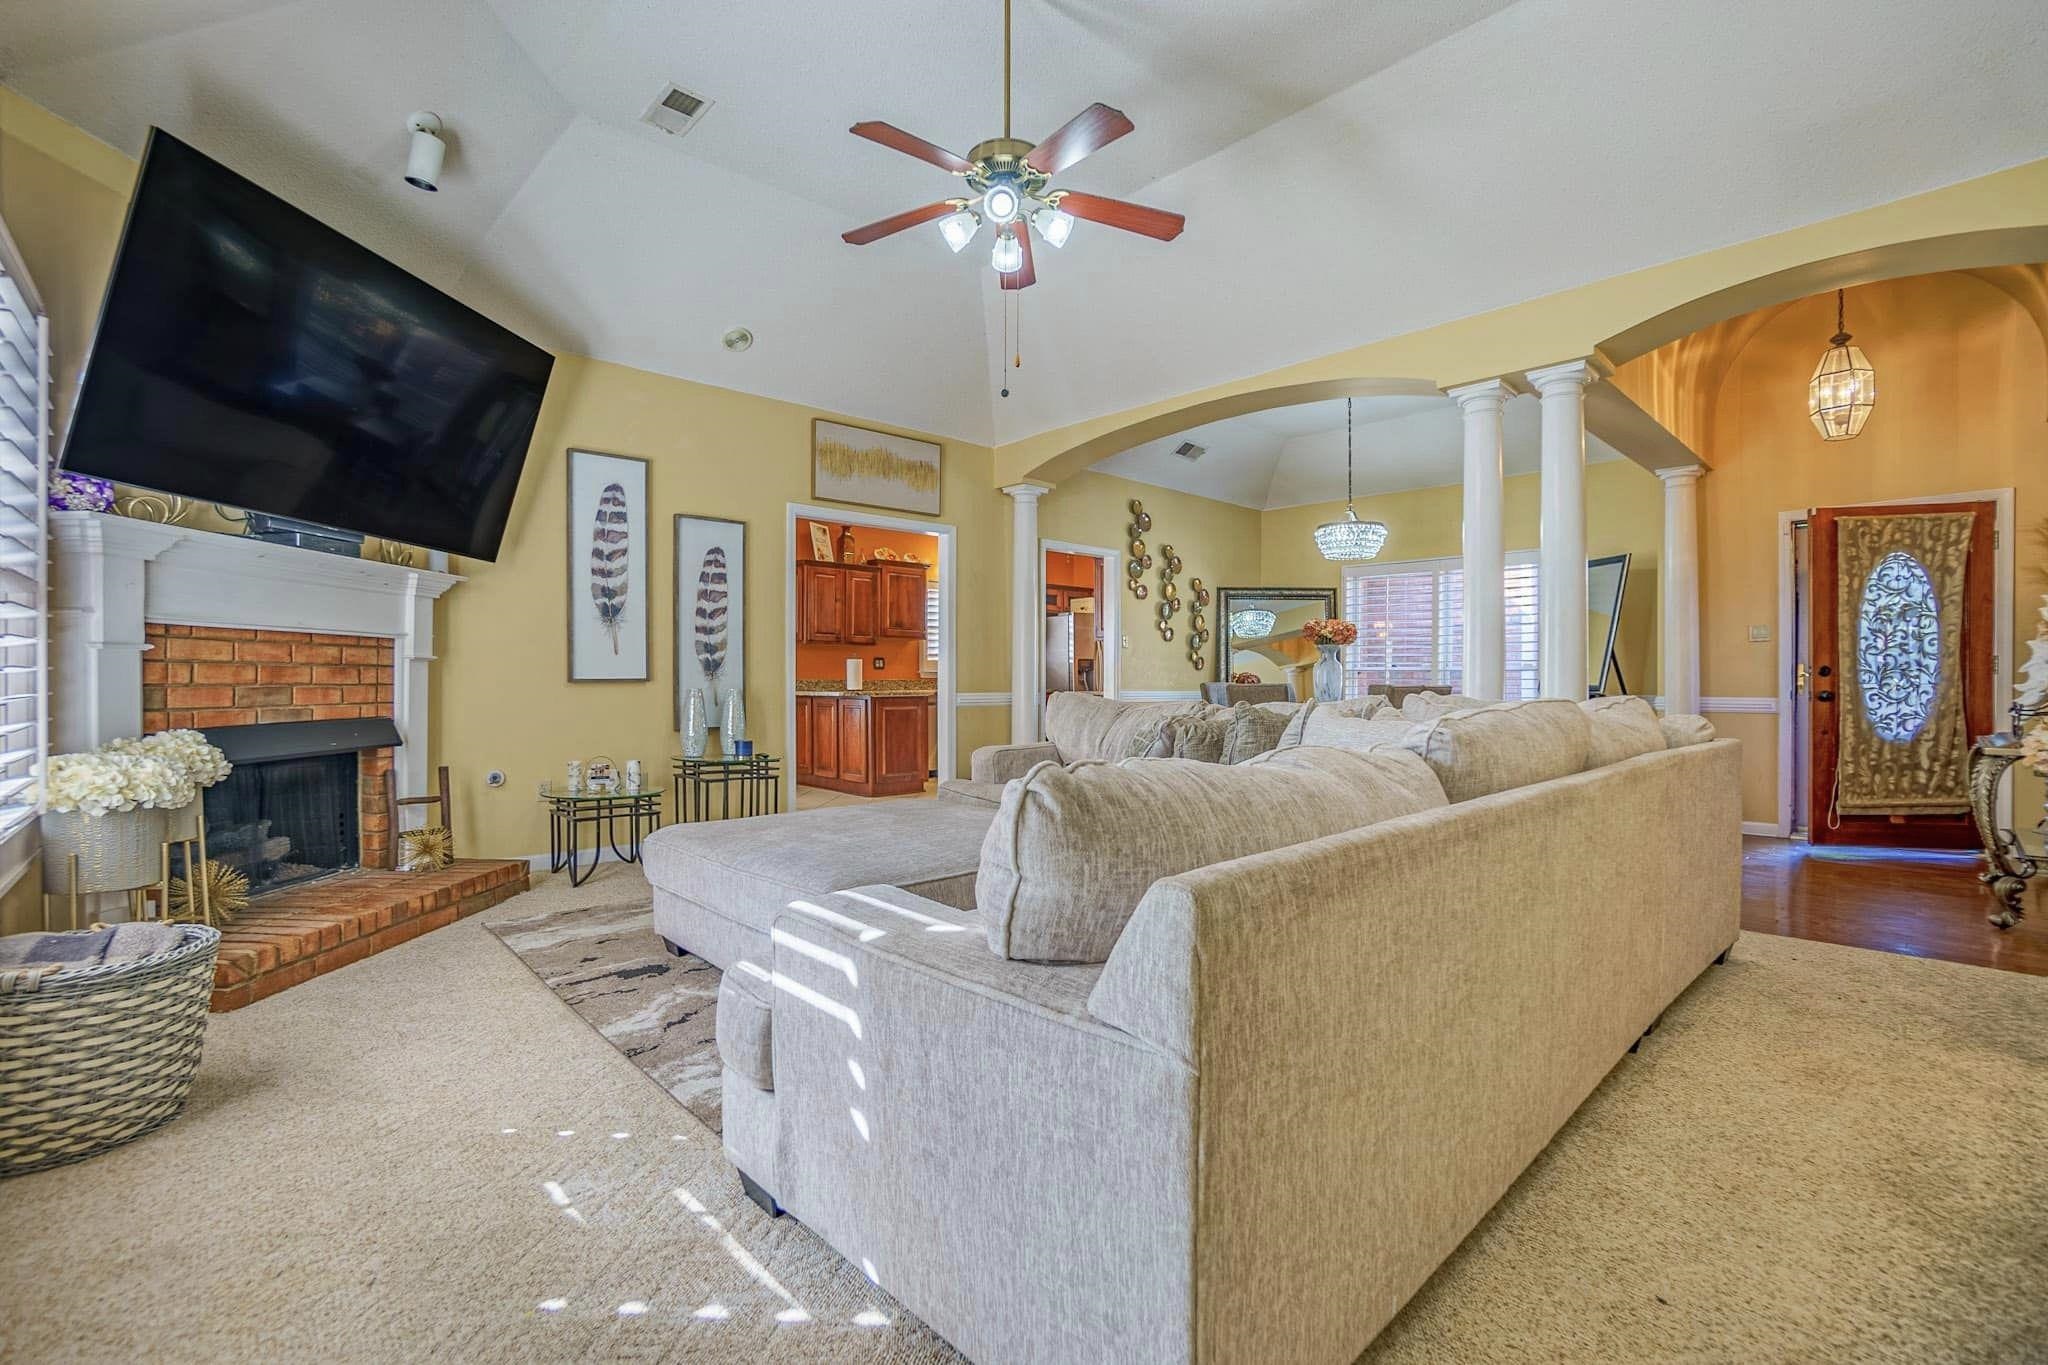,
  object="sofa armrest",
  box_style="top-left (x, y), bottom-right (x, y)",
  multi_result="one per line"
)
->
top-left (970, 742), bottom-right (1059, 784)
top-left (763, 886), bottom-right (1193, 1364)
